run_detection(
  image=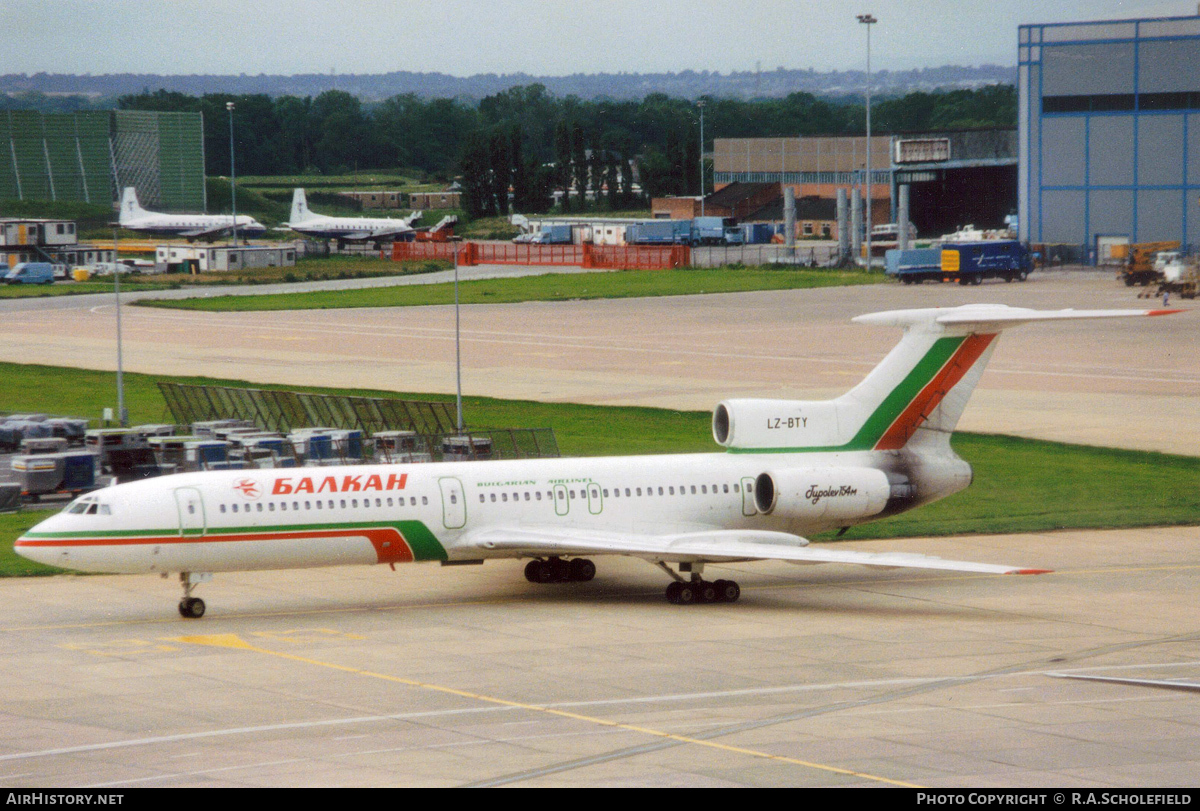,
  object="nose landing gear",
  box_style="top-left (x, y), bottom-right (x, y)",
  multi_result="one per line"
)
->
top-left (177, 572), bottom-right (212, 619)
